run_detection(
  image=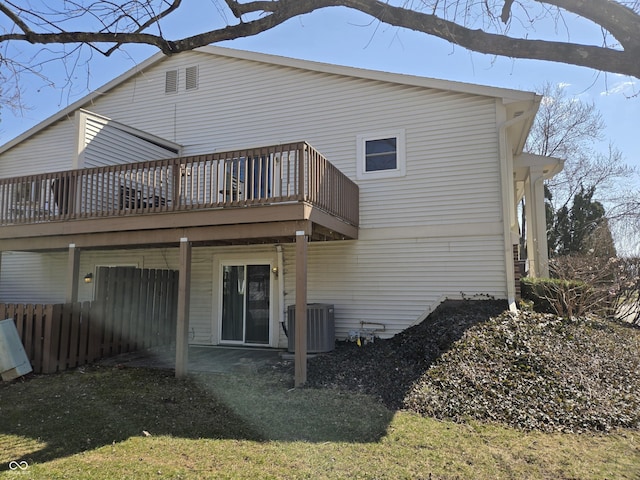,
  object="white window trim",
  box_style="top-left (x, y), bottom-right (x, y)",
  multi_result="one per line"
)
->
top-left (212, 252), bottom-right (280, 347)
top-left (356, 130), bottom-right (406, 180)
